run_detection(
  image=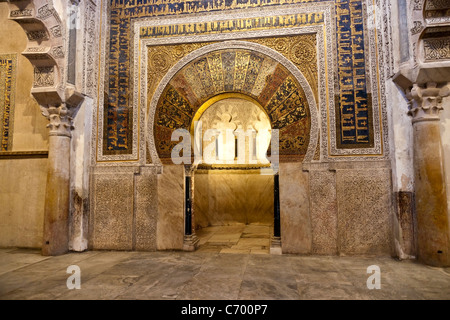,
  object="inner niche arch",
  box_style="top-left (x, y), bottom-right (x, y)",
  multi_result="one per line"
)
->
top-left (147, 40), bottom-right (319, 165)
top-left (192, 94), bottom-right (272, 165)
